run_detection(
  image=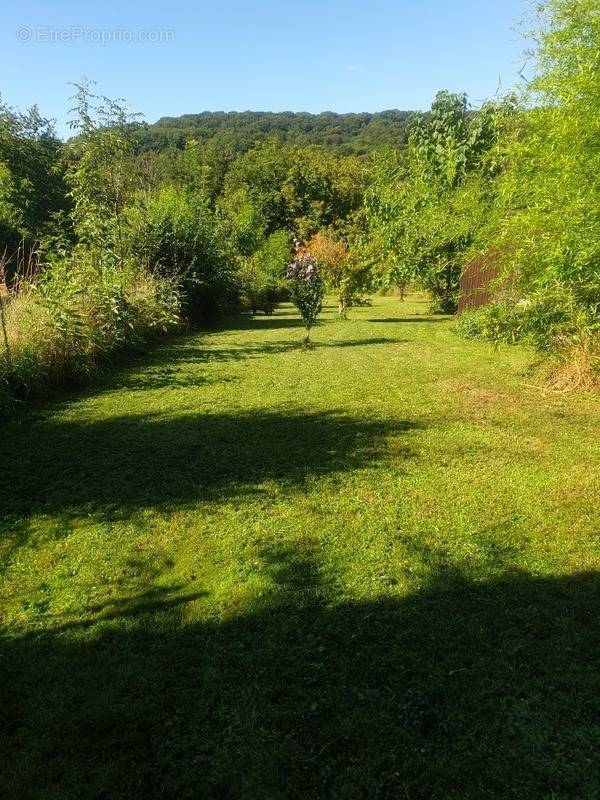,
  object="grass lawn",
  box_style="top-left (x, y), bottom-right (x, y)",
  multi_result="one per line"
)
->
top-left (1, 294), bottom-right (600, 799)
